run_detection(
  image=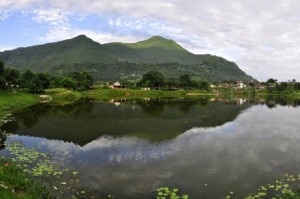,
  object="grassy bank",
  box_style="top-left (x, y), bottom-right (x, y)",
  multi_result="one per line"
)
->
top-left (0, 158), bottom-right (50, 199)
top-left (0, 89), bottom-right (83, 124)
top-left (84, 88), bottom-right (213, 100)
top-left (44, 88), bottom-right (83, 105)
top-left (0, 90), bottom-right (39, 123)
